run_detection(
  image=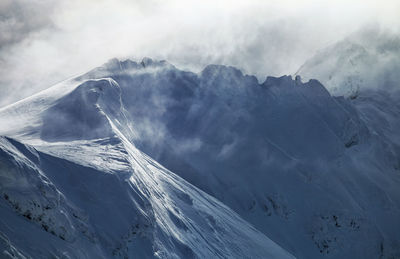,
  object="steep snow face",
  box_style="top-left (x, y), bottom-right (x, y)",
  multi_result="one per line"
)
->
top-left (40, 79), bottom-right (123, 141)
top-left (67, 58), bottom-right (399, 258)
top-left (0, 57), bottom-right (399, 258)
top-left (0, 80), bottom-right (293, 258)
top-left (297, 28), bottom-right (400, 97)
top-left (0, 78), bottom-right (135, 143)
